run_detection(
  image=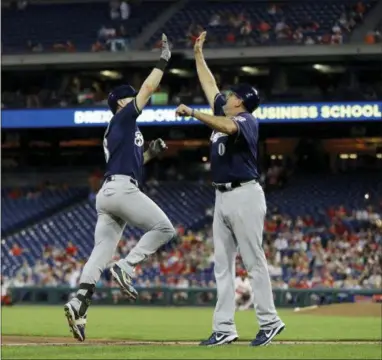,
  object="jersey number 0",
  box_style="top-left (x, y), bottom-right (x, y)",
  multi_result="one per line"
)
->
top-left (218, 143), bottom-right (226, 156)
